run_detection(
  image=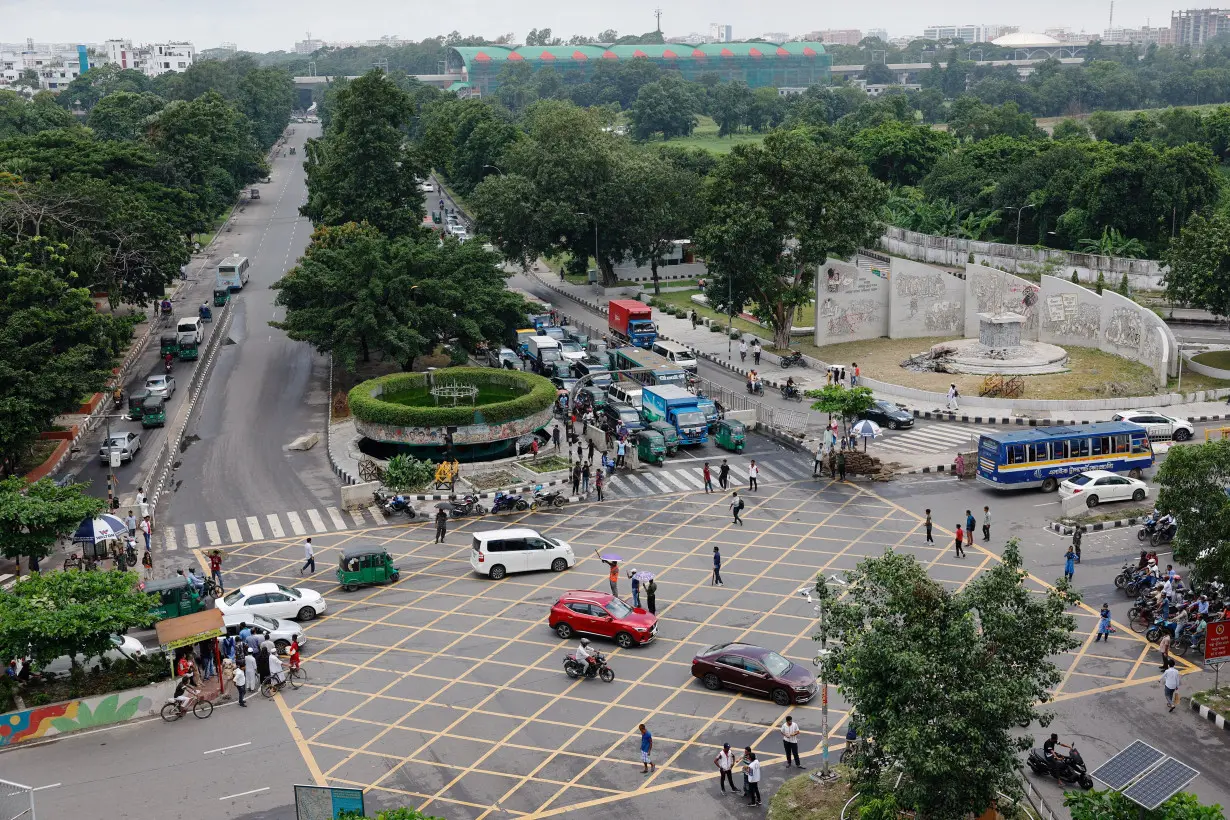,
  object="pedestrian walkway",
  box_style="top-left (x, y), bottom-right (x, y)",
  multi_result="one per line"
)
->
top-left (601, 453), bottom-right (814, 499)
top-left (874, 425), bottom-right (988, 457)
top-left (159, 503), bottom-right (391, 551)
